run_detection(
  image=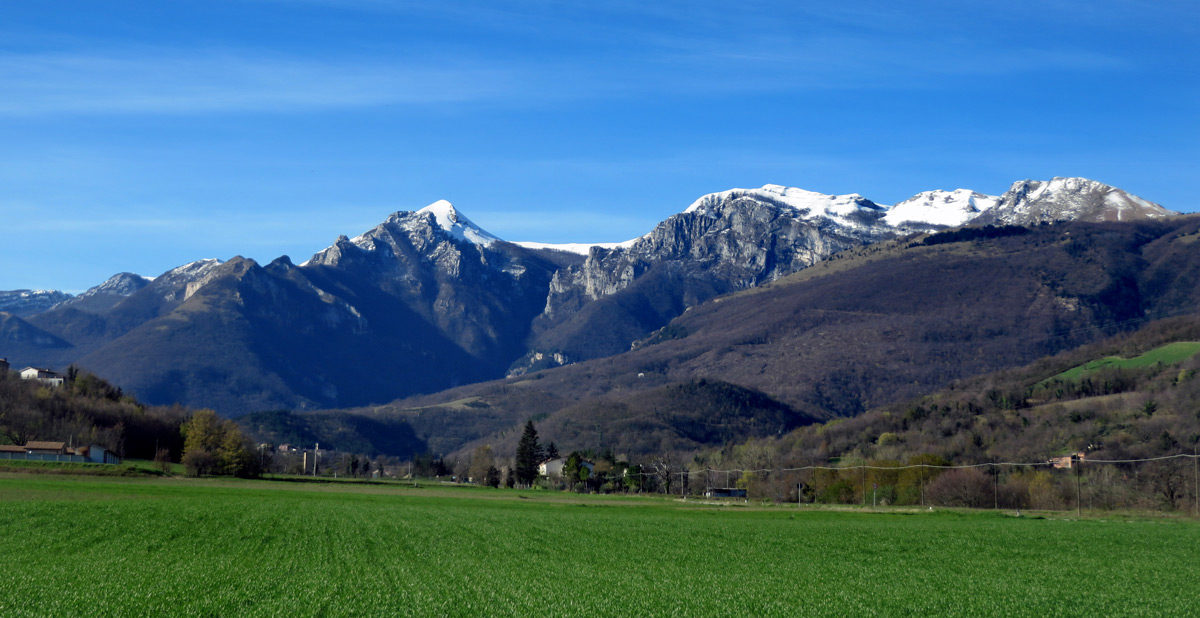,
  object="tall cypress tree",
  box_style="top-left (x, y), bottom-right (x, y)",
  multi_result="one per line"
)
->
top-left (515, 421), bottom-right (542, 487)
